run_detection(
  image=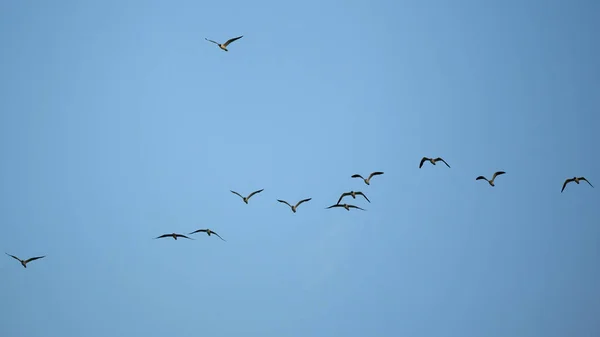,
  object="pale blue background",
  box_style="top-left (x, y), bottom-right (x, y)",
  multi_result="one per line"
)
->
top-left (1, 1), bottom-right (599, 336)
